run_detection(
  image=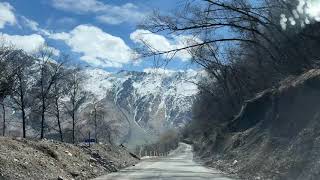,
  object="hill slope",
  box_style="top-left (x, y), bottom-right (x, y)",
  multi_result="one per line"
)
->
top-left (191, 69), bottom-right (320, 180)
top-left (0, 137), bottom-right (138, 180)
